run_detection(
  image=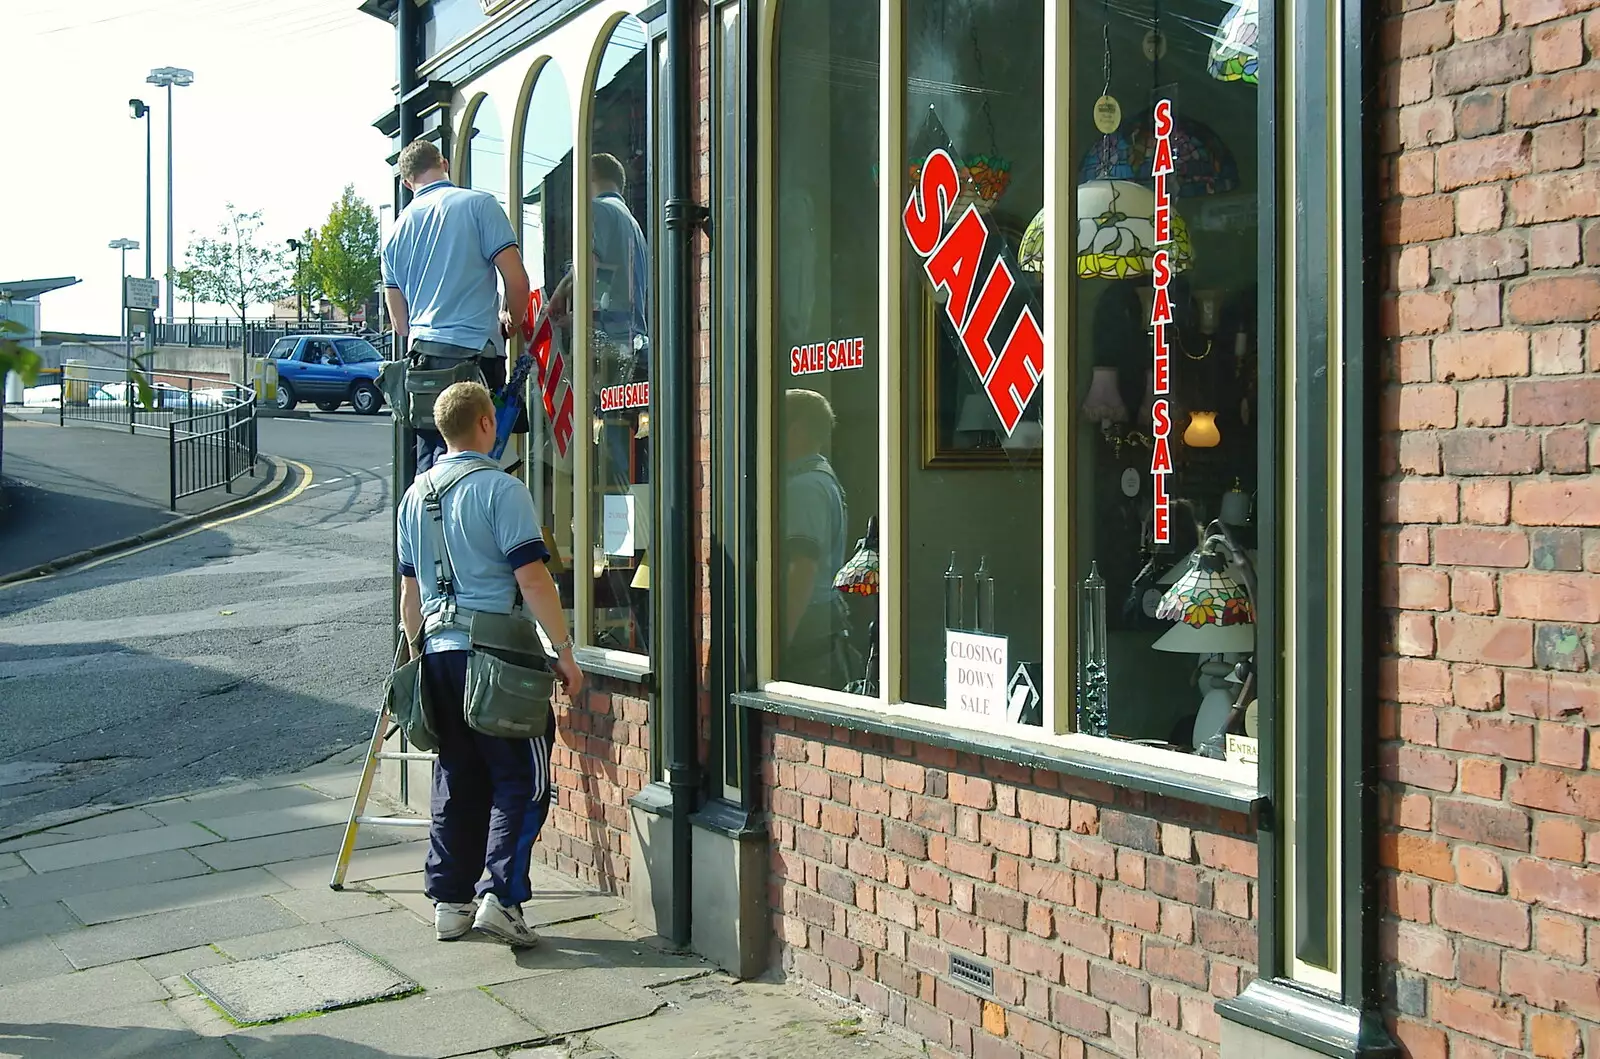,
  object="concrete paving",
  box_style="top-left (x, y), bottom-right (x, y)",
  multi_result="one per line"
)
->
top-left (0, 756), bottom-right (926, 1059)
